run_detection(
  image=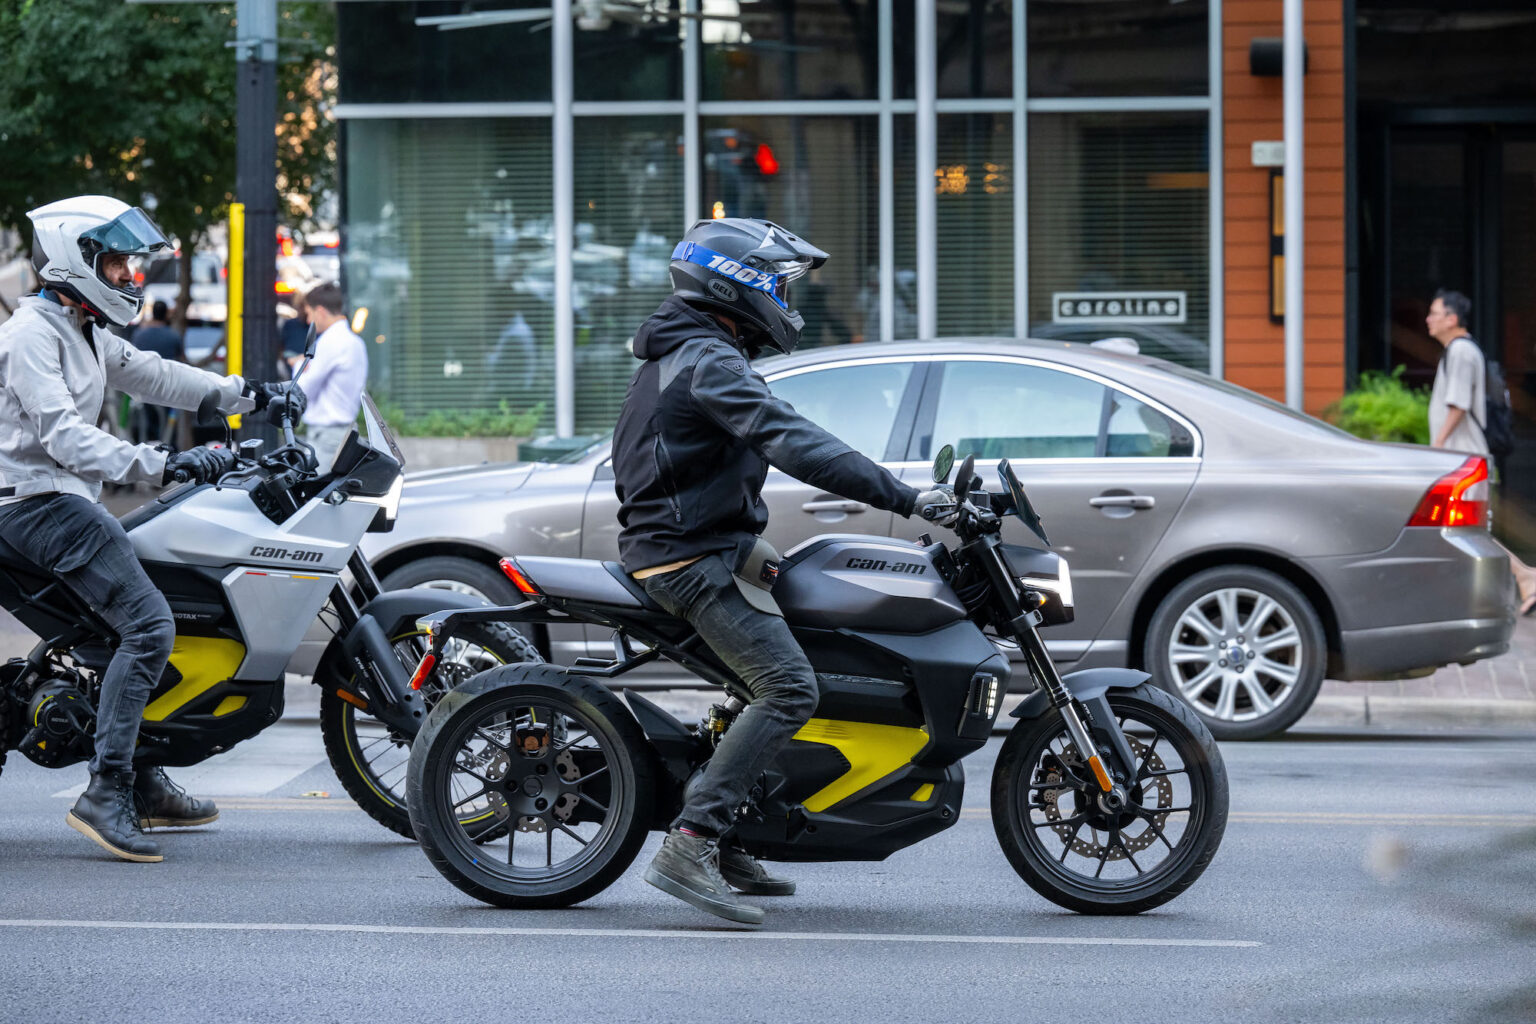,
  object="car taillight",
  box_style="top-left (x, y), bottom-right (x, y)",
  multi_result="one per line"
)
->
top-left (1407, 456), bottom-right (1488, 528)
top-left (499, 558), bottom-right (541, 597)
